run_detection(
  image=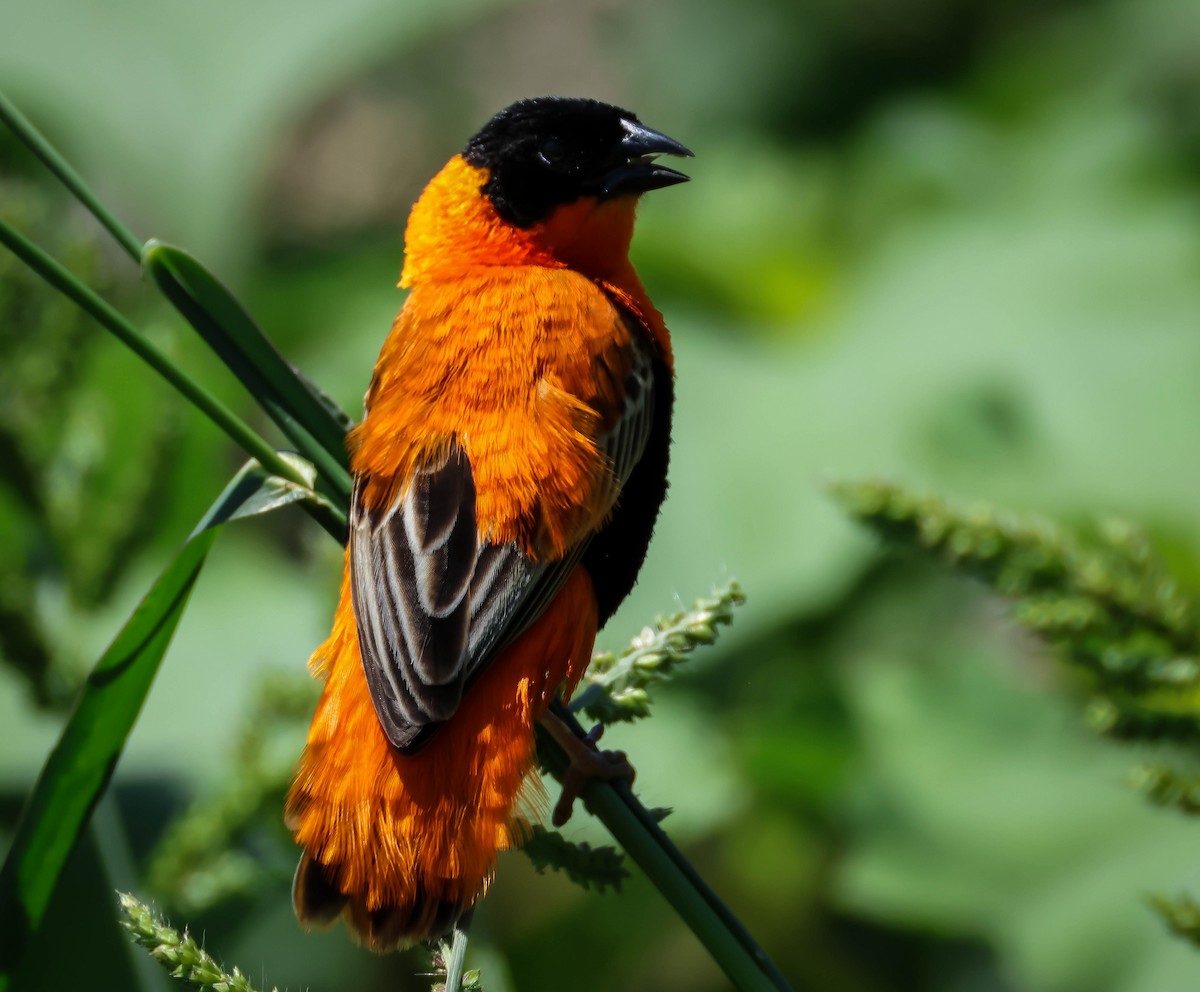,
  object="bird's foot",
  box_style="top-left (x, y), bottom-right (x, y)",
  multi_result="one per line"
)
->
top-left (540, 713), bottom-right (635, 827)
